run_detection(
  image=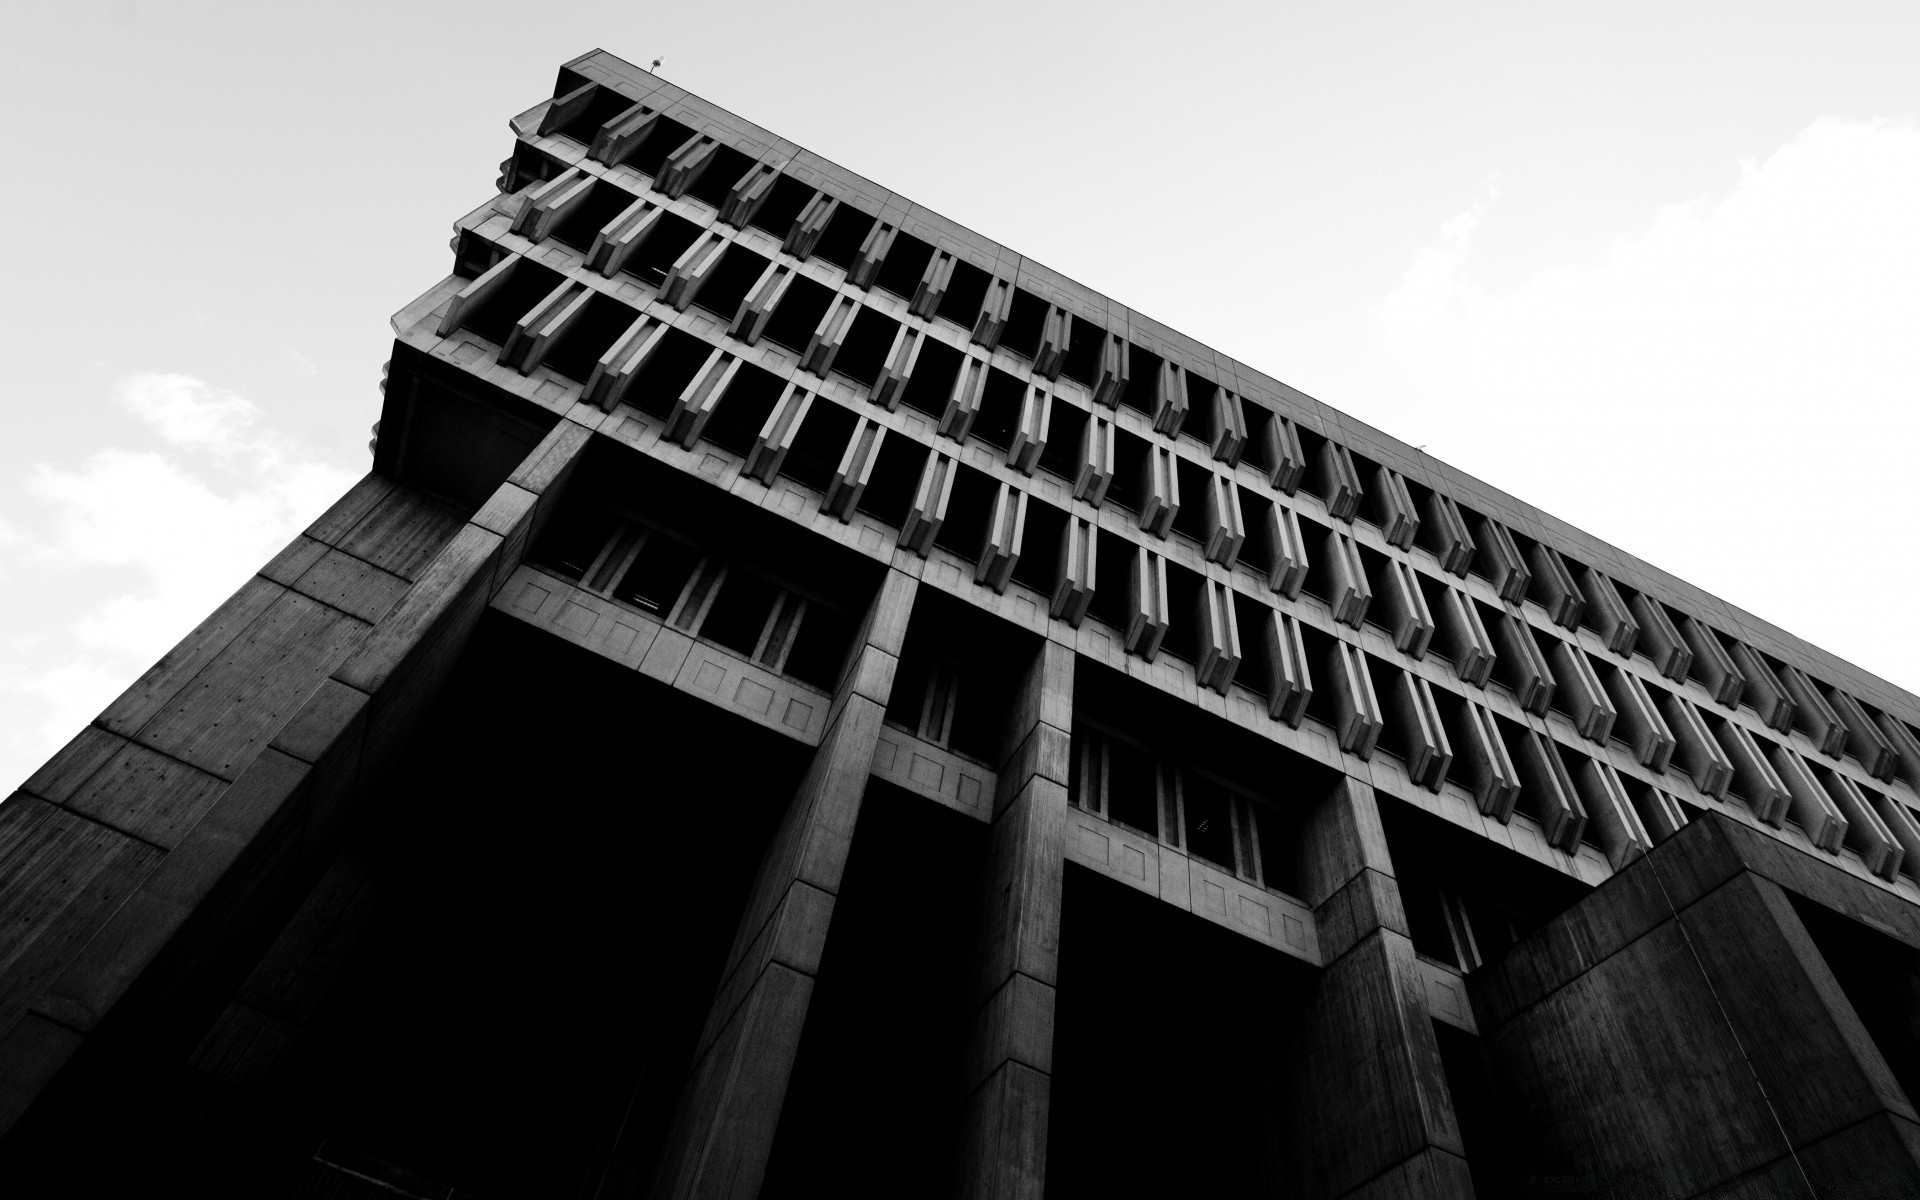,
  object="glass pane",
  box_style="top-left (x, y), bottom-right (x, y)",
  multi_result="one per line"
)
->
top-left (532, 502), bottom-right (619, 582)
top-left (1106, 740), bottom-right (1158, 836)
top-left (613, 535), bottom-right (701, 615)
top-left (1182, 773), bottom-right (1236, 870)
top-left (700, 571), bottom-right (781, 657)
